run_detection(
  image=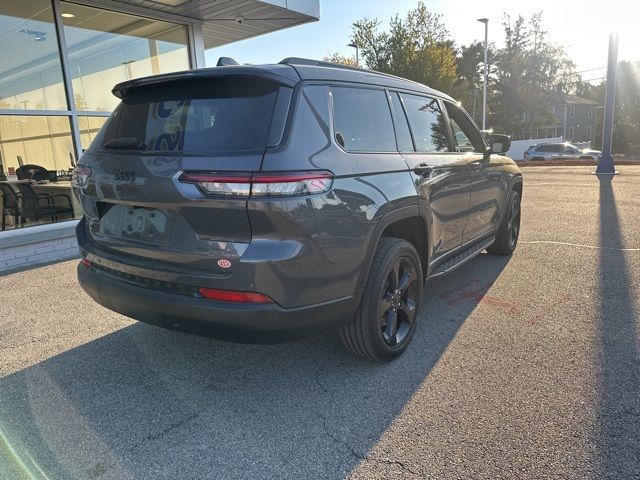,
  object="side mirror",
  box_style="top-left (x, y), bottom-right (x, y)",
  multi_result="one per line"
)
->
top-left (490, 134), bottom-right (511, 155)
